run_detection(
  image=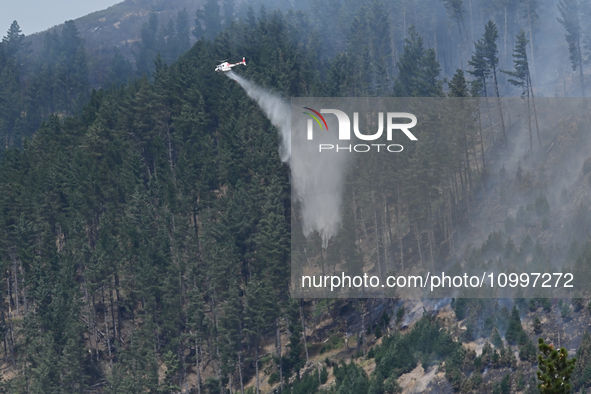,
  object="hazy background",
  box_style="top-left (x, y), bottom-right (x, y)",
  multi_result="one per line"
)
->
top-left (0, 0), bottom-right (121, 35)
